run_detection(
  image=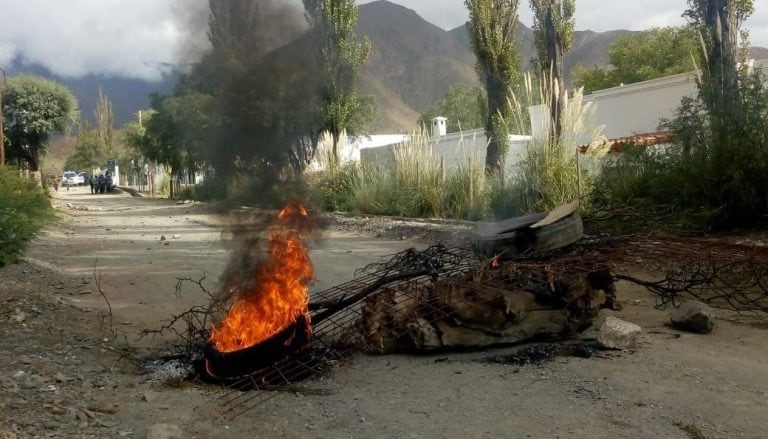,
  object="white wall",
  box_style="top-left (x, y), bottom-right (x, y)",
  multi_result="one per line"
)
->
top-left (309, 131), bottom-right (410, 171)
top-left (529, 72), bottom-right (697, 142)
top-left (529, 59), bottom-right (768, 143)
top-left (360, 128), bottom-right (532, 175)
